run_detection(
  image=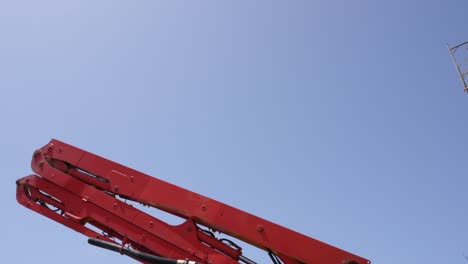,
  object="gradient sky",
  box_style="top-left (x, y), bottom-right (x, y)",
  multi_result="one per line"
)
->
top-left (2, 1), bottom-right (467, 264)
